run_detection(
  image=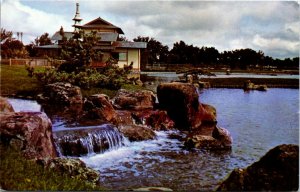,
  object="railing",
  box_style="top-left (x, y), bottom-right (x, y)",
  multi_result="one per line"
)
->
top-left (1, 58), bottom-right (65, 67)
top-left (143, 63), bottom-right (194, 71)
